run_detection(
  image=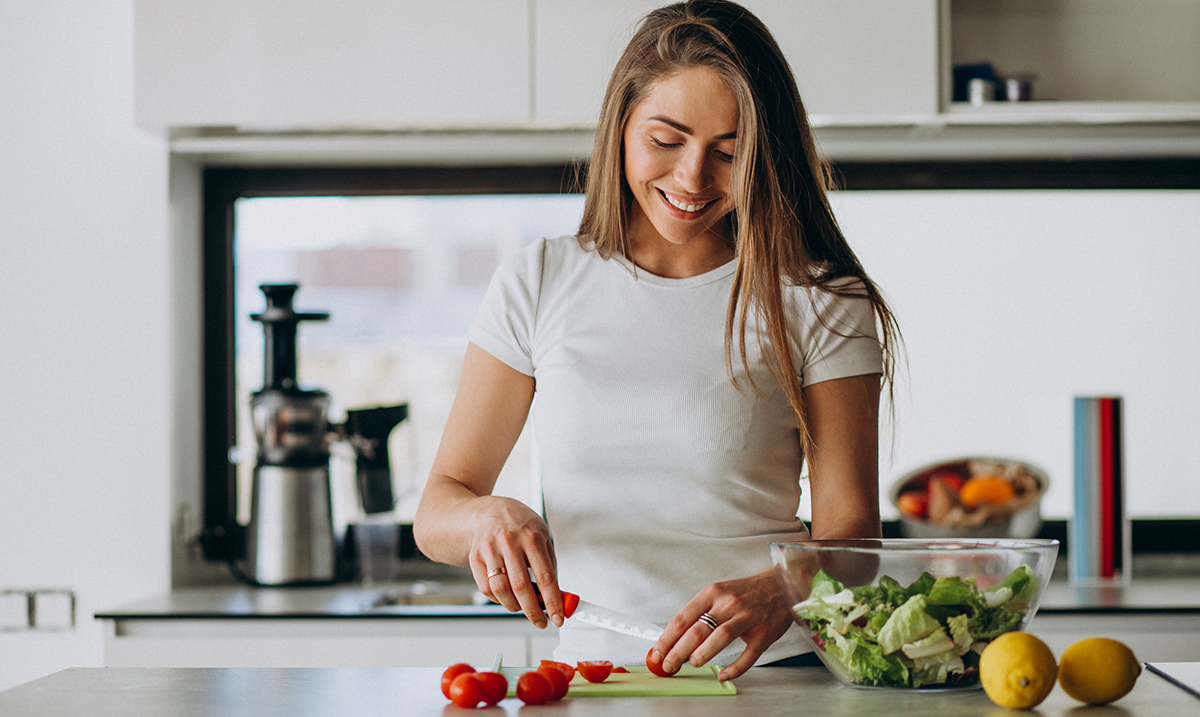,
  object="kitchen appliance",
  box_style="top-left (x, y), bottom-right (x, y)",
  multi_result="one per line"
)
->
top-left (245, 284), bottom-right (408, 586)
